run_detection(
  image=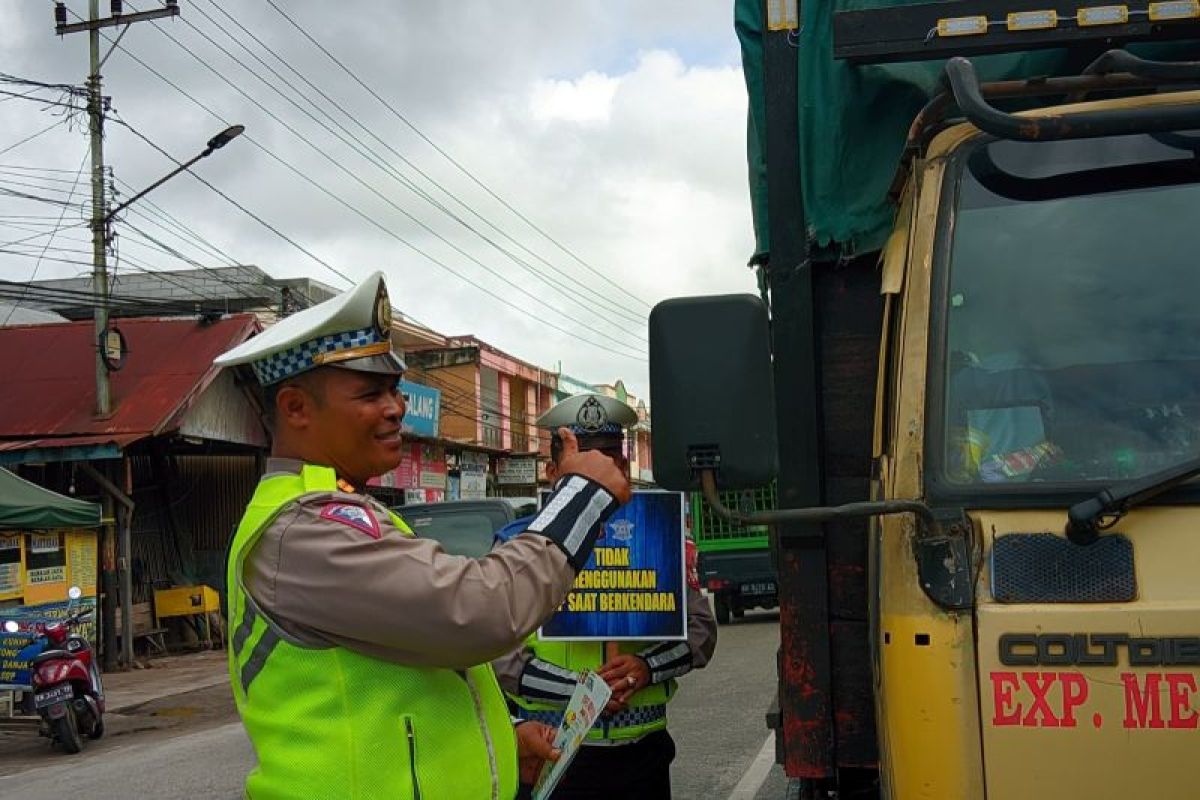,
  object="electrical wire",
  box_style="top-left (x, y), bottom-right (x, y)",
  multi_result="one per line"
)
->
top-left (261, 0), bottom-right (652, 312)
top-left (120, 5), bottom-right (647, 358)
top-left (0, 185), bottom-right (86, 208)
top-left (0, 223), bottom-right (88, 249)
top-left (47, 4), bottom-right (635, 369)
top-left (1, 147), bottom-right (89, 326)
top-left (108, 107), bottom-right (646, 361)
top-left (0, 278), bottom-right (236, 315)
top-left (0, 164), bottom-right (90, 173)
top-left (48, 4), bottom-right (339, 313)
top-left (0, 196), bottom-right (273, 317)
top-left (192, 0), bottom-right (645, 329)
top-left (106, 113), bottom-right (360, 295)
top-left (0, 89), bottom-right (80, 110)
top-left (118, 191), bottom-right (240, 267)
top-left (0, 121), bottom-right (70, 158)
